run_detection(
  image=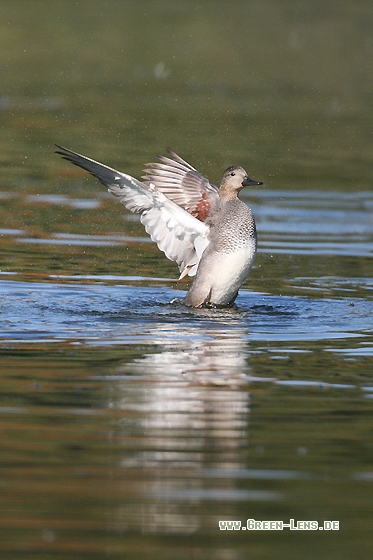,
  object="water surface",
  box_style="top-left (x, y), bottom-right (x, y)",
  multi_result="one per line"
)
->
top-left (1, 2), bottom-right (373, 559)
